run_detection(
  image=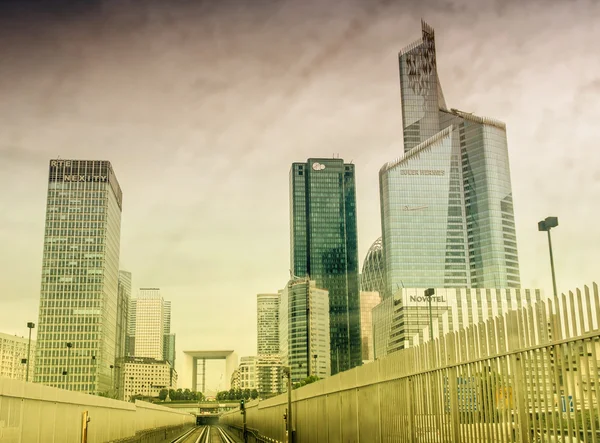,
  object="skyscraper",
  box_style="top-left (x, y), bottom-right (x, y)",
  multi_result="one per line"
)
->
top-left (256, 294), bottom-right (282, 396)
top-left (361, 237), bottom-right (386, 297)
top-left (135, 288), bottom-right (165, 360)
top-left (35, 159), bottom-right (123, 393)
top-left (290, 159), bottom-right (361, 373)
top-left (116, 270), bottom-right (131, 362)
top-left (279, 278), bottom-right (331, 383)
top-left (379, 21), bottom-right (520, 294)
